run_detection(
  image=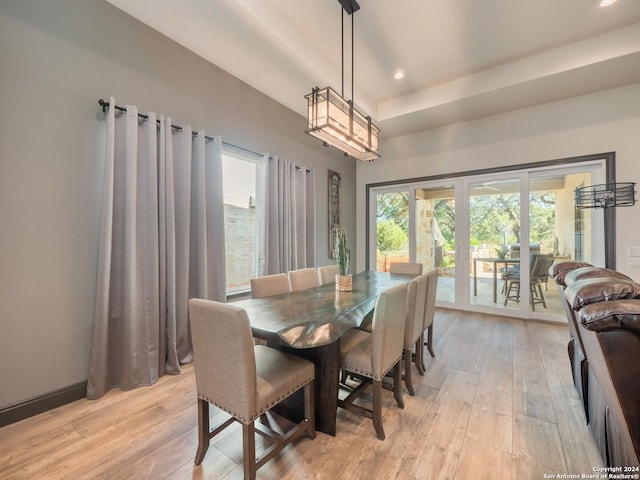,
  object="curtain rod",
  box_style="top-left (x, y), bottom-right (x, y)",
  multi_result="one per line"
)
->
top-left (99, 98), bottom-right (217, 142)
top-left (98, 99), bottom-right (312, 173)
